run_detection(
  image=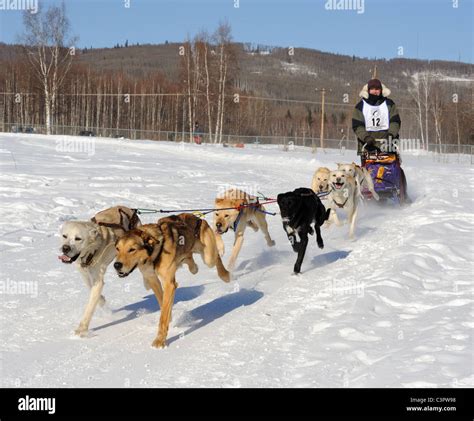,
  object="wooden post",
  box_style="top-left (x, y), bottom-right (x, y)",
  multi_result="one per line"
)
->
top-left (320, 88), bottom-right (326, 150)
